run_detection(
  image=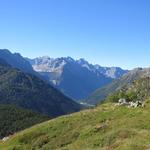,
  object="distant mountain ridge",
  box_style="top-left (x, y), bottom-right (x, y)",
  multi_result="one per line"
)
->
top-left (0, 49), bottom-right (35, 74)
top-left (27, 56), bottom-right (128, 100)
top-left (76, 58), bottom-right (128, 79)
